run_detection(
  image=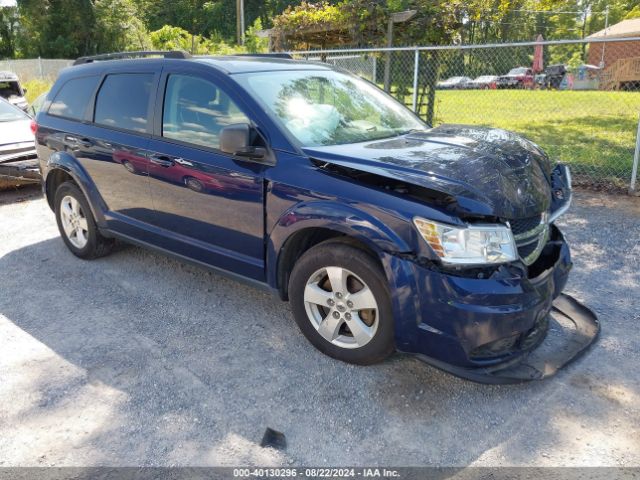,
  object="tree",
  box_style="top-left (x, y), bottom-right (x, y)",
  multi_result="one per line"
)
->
top-left (0, 6), bottom-right (19, 58)
top-left (244, 18), bottom-right (268, 52)
top-left (94, 0), bottom-right (152, 52)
